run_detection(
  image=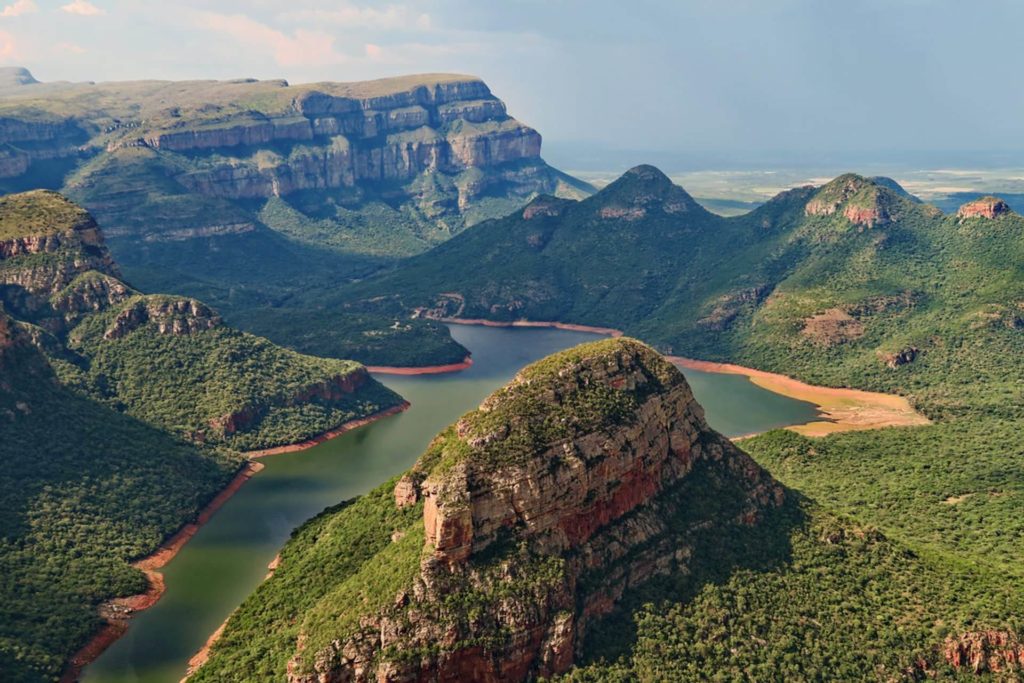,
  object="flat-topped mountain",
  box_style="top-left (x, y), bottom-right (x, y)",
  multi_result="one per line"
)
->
top-left (0, 70), bottom-right (589, 334)
top-left (192, 338), bottom-right (785, 681)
